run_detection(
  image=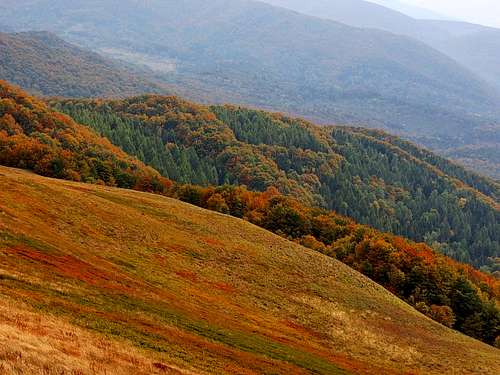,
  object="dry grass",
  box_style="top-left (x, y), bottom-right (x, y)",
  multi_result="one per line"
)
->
top-left (0, 166), bottom-right (499, 374)
top-left (0, 297), bottom-right (197, 375)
